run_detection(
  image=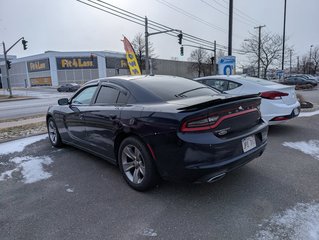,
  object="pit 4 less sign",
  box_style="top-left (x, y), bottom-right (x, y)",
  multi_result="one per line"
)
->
top-left (56, 56), bottom-right (98, 70)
